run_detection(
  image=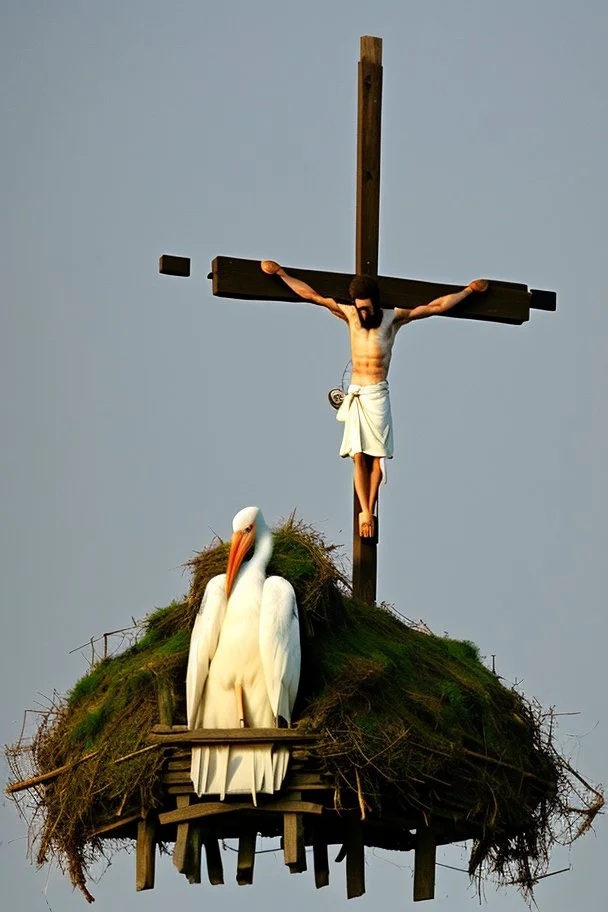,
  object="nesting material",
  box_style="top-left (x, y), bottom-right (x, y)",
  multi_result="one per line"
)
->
top-left (5, 518), bottom-right (603, 901)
